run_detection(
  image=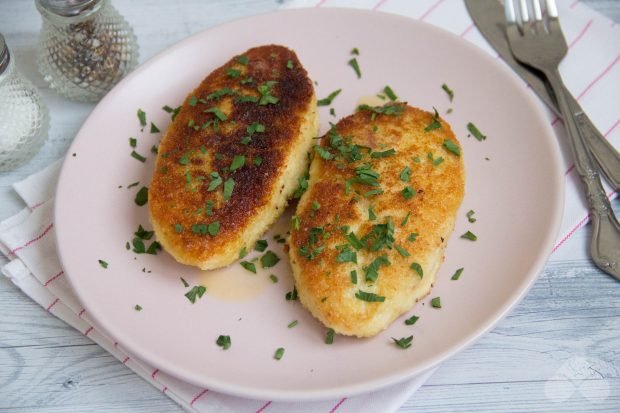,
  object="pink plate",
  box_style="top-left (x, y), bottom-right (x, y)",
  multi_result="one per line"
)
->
top-left (55, 8), bottom-right (564, 401)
